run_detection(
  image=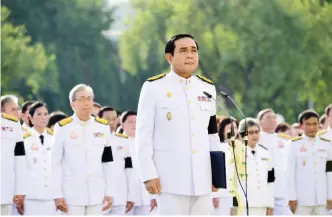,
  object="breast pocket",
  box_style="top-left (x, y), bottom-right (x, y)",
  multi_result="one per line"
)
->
top-left (199, 103), bottom-right (212, 127)
top-left (158, 102), bottom-right (178, 123)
